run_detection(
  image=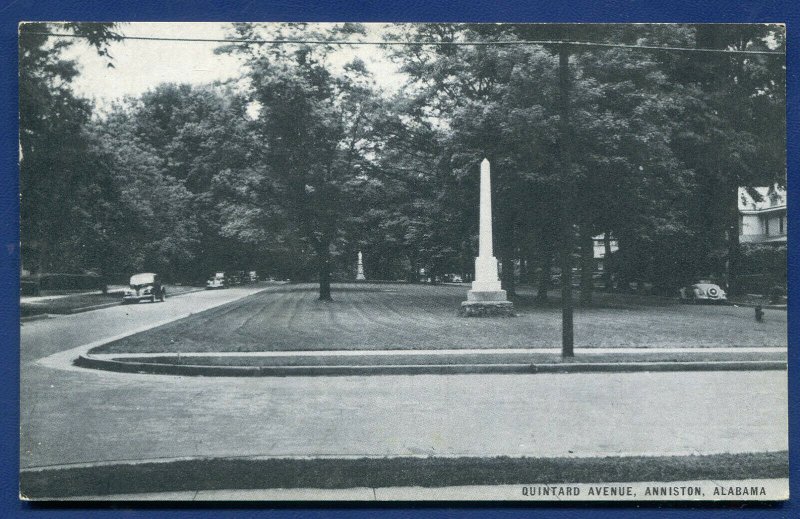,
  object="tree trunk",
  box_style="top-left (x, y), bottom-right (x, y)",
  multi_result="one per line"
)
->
top-left (603, 231), bottom-right (613, 291)
top-left (726, 188), bottom-right (741, 296)
top-left (537, 249), bottom-right (552, 302)
top-left (501, 252), bottom-right (517, 297)
top-left (317, 244), bottom-right (332, 301)
top-left (37, 236), bottom-right (46, 276)
top-left (520, 257), bottom-right (529, 284)
top-left (407, 256), bottom-right (416, 283)
top-left (579, 224), bottom-right (594, 306)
